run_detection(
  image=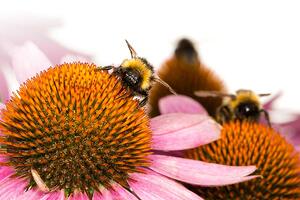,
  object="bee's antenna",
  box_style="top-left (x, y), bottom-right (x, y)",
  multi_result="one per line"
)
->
top-left (194, 90), bottom-right (236, 99)
top-left (260, 109), bottom-right (272, 127)
top-left (125, 40), bottom-right (138, 58)
top-left (154, 76), bottom-right (177, 95)
top-left (258, 93), bottom-right (271, 97)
